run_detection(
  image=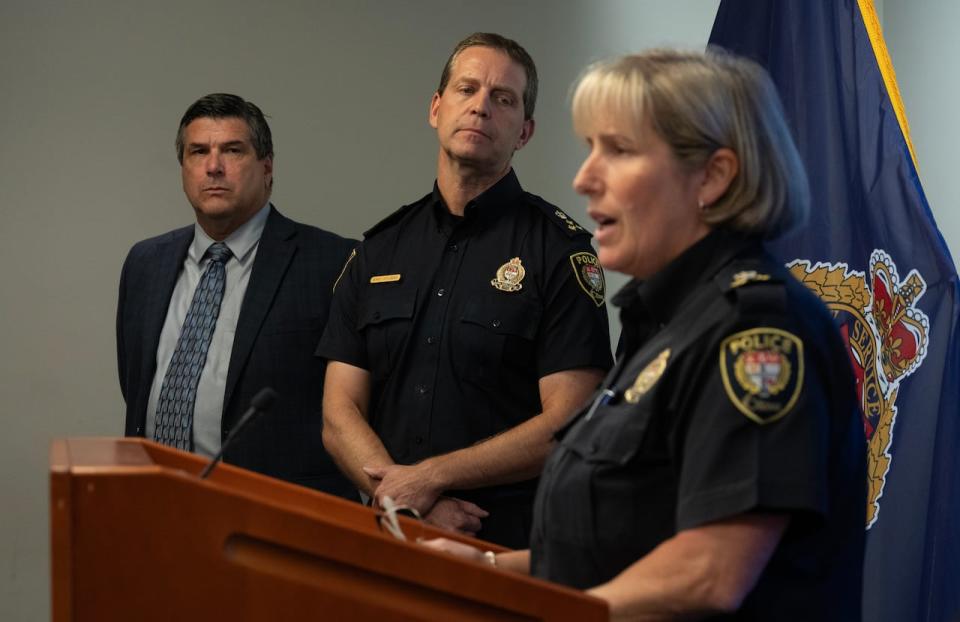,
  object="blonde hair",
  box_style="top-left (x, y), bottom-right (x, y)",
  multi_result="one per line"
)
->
top-left (572, 48), bottom-right (809, 238)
